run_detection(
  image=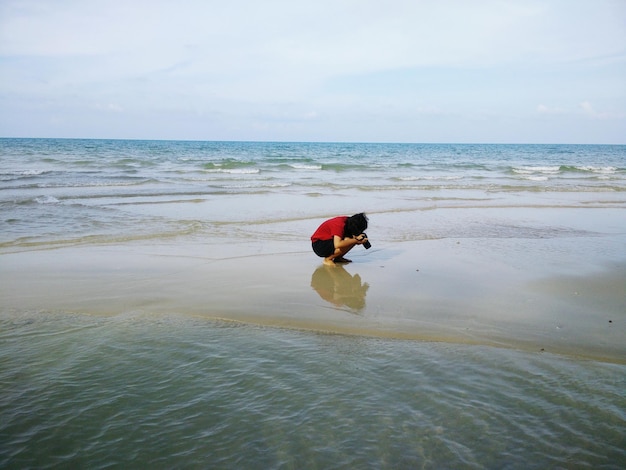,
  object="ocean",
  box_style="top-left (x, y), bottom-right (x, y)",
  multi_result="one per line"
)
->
top-left (1, 138), bottom-right (625, 468)
top-left (2, 139), bottom-right (625, 253)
